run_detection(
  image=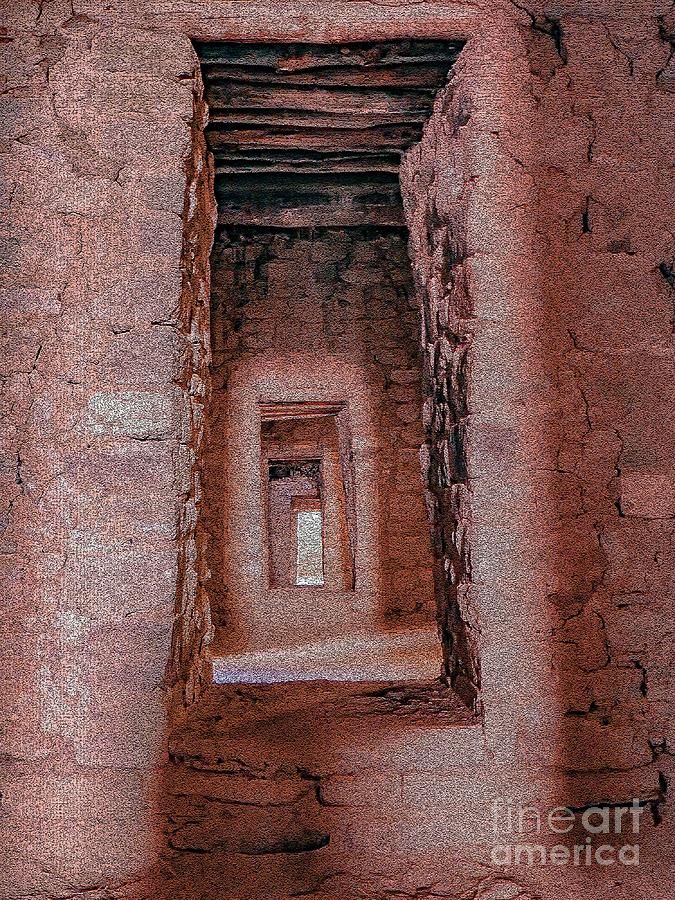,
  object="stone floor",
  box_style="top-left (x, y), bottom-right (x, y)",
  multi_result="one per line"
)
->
top-left (212, 628), bottom-right (443, 683)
